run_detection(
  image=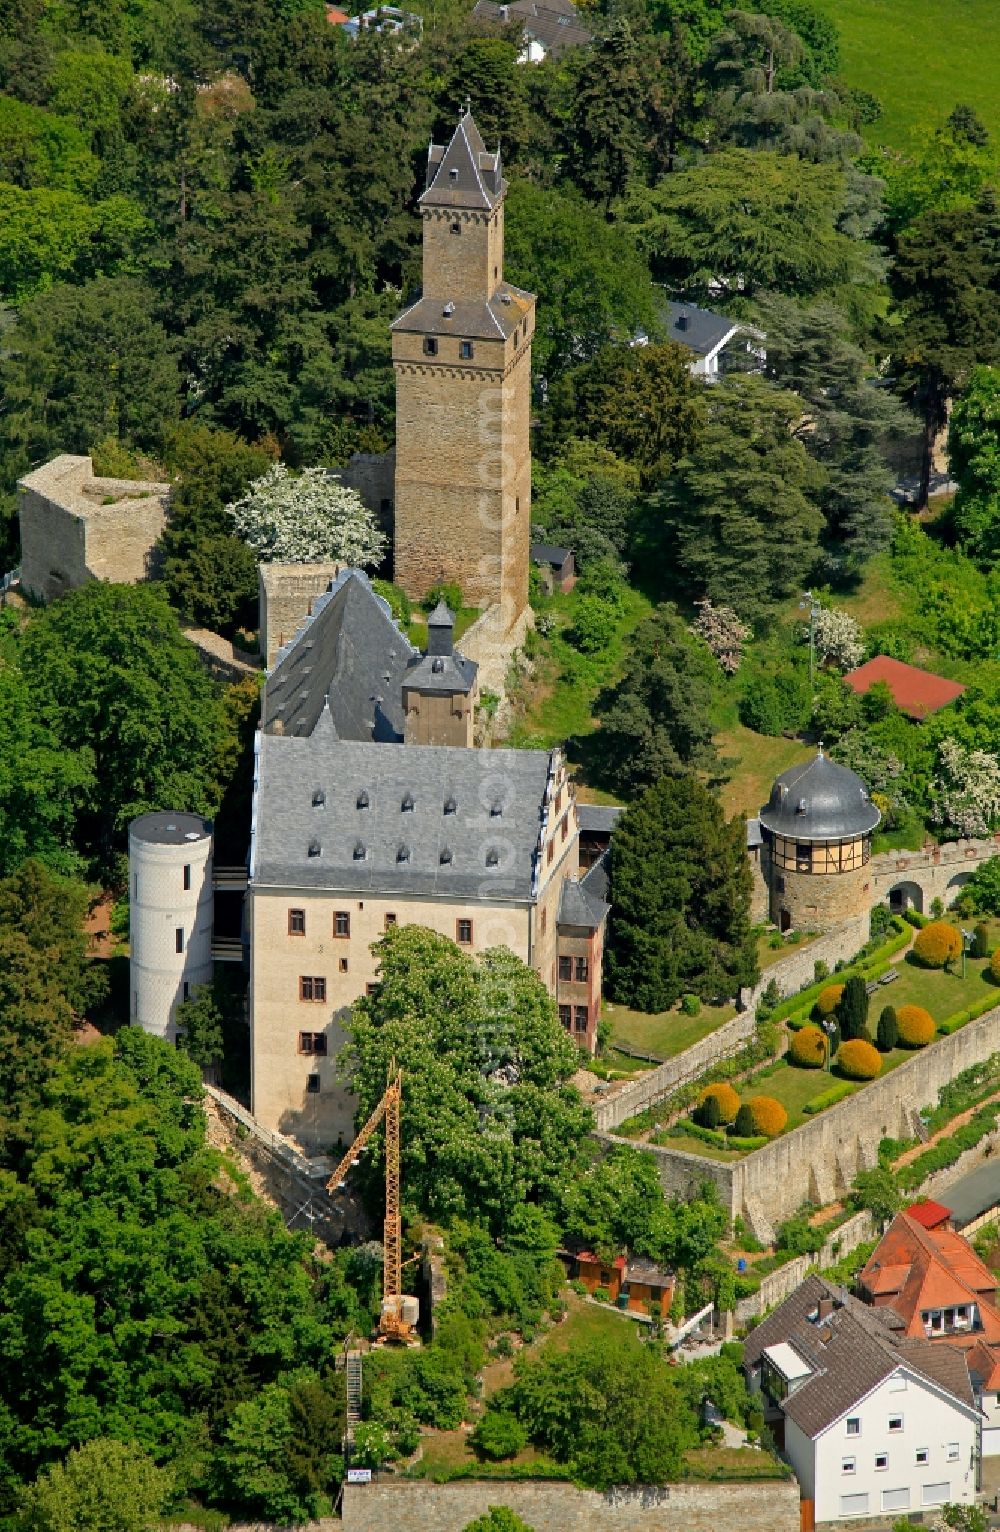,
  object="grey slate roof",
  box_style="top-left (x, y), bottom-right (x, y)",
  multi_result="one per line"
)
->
top-left (253, 716), bottom-right (554, 900)
top-left (580, 849), bottom-right (610, 906)
top-left (663, 299), bottom-right (742, 357)
top-left (746, 816), bottom-right (763, 849)
top-left (559, 873), bottom-right (609, 932)
top-left (404, 649), bottom-right (477, 695)
top-left (421, 108), bottom-right (505, 211)
top-left (758, 751), bottom-right (881, 842)
top-left (391, 284), bottom-right (533, 341)
top-left (472, 0), bottom-right (592, 53)
top-left (263, 569), bottom-right (417, 743)
top-left (531, 543), bottom-right (573, 568)
top-left (938, 1160), bottom-right (1000, 1228)
top-left (576, 804), bottom-right (623, 835)
top-left (744, 1274), bottom-right (976, 1439)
